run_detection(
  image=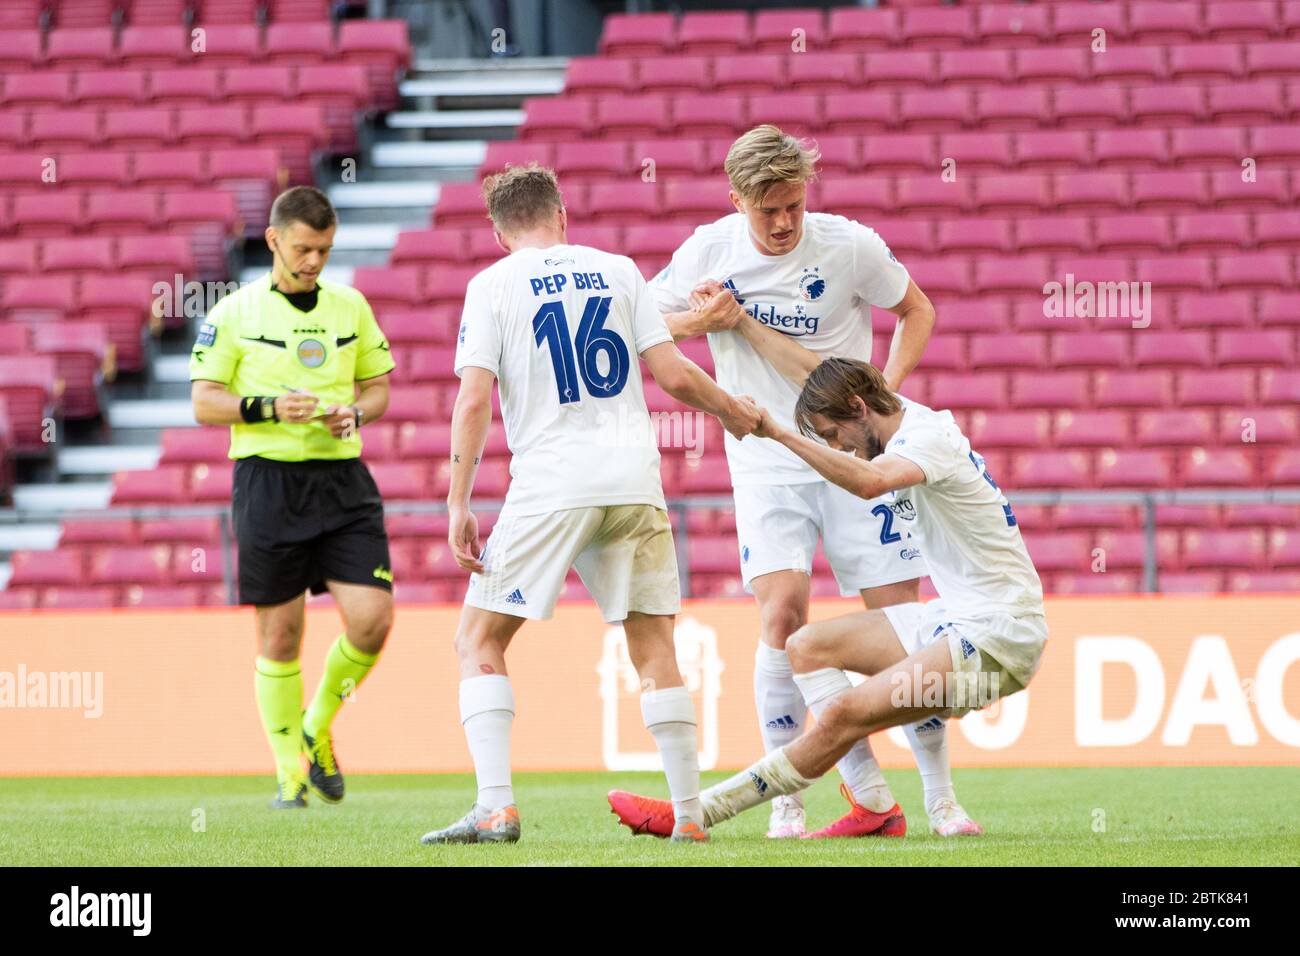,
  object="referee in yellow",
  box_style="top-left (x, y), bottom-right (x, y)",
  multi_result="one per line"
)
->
top-left (190, 186), bottom-right (396, 809)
